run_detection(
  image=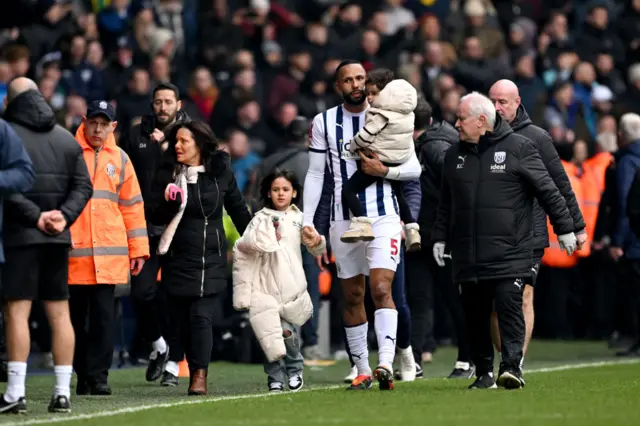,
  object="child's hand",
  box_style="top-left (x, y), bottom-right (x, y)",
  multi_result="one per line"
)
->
top-left (302, 226), bottom-right (321, 247)
top-left (272, 216), bottom-right (282, 241)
